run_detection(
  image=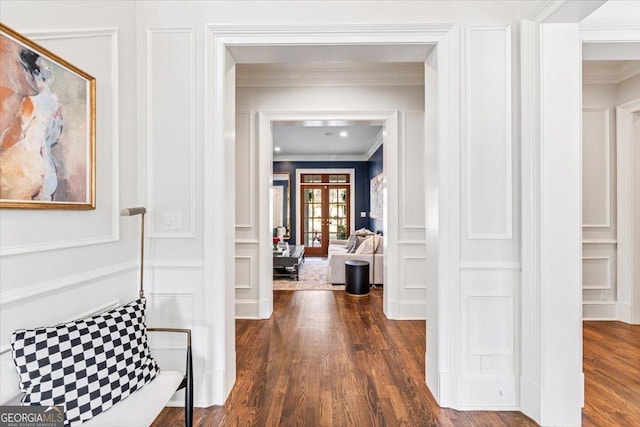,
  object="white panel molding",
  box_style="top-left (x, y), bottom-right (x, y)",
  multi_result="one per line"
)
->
top-left (234, 256), bottom-right (253, 289)
top-left (468, 295), bottom-right (514, 355)
top-left (402, 256), bottom-right (428, 289)
top-left (583, 301), bottom-right (618, 320)
top-left (235, 111), bottom-right (254, 229)
top-left (148, 291), bottom-right (195, 349)
top-left (582, 239), bottom-right (617, 245)
top-left (148, 260), bottom-right (205, 269)
top-left (235, 300), bottom-right (259, 319)
top-left (235, 239), bottom-right (260, 245)
top-left (0, 261), bottom-right (136, 307)
top-left (396, 301), bottom-right (427, 320)
top-left (1, 29), bottom-right (120, 257)
top-left (274, 153), bottom-right (371, 162)
top-left (398, 240), bottom-right (428, 246)
top-left (459, 262), bottom-right (521, 271)
top-left (146, 27), bottom-right (196, 239)
top-left (401, 111), bottom-right (427, 230)
top-left (465, 25), bottom-right (513, 240)
top-left (582, 108), bottom-right (611, 228)
top-left (581, 256), bottom-right (612, 290)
